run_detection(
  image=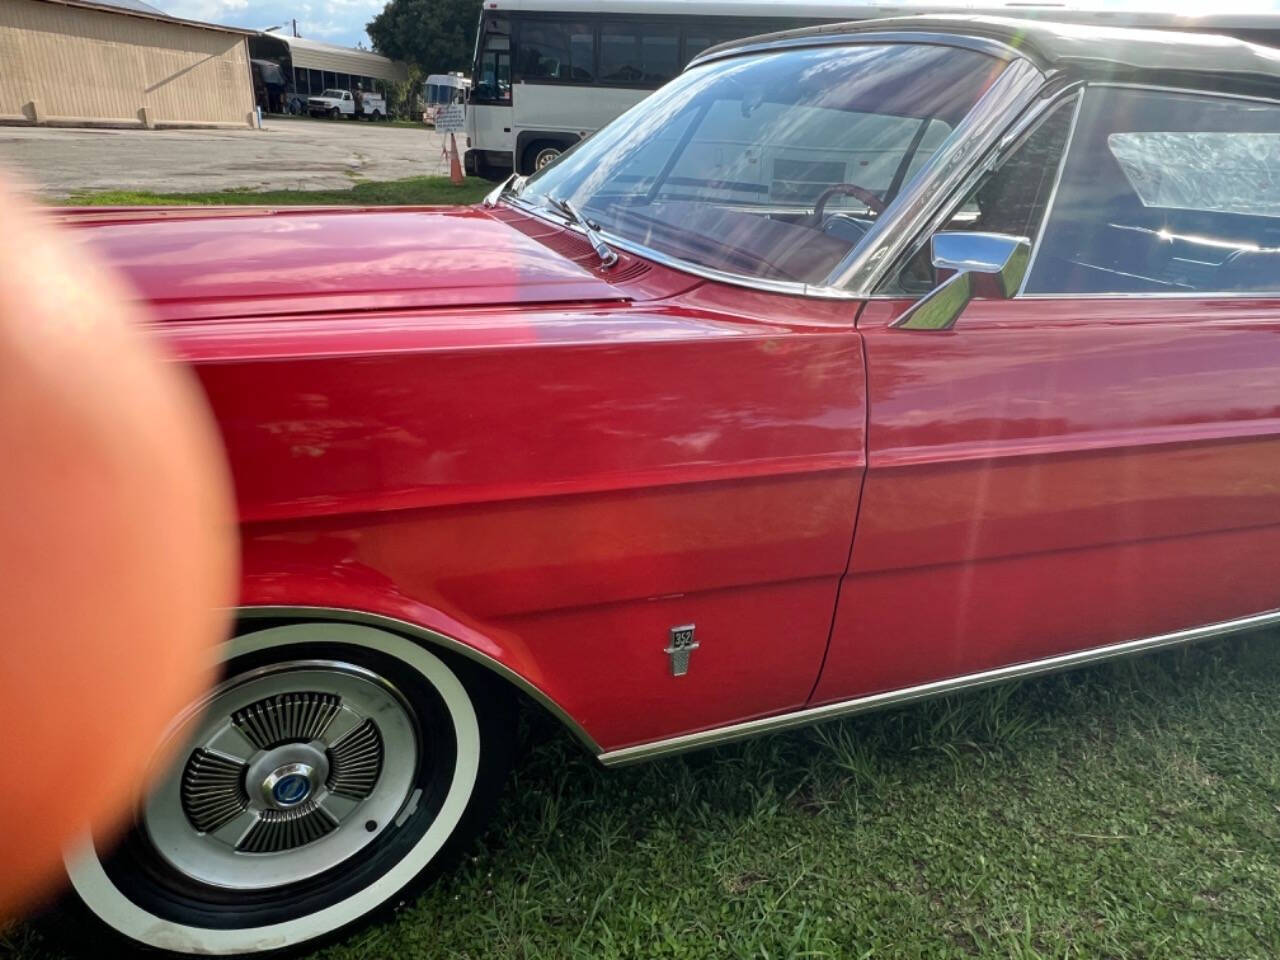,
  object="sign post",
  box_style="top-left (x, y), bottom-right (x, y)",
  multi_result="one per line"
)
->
top-left (435, 104), bottom-right (467, 185)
